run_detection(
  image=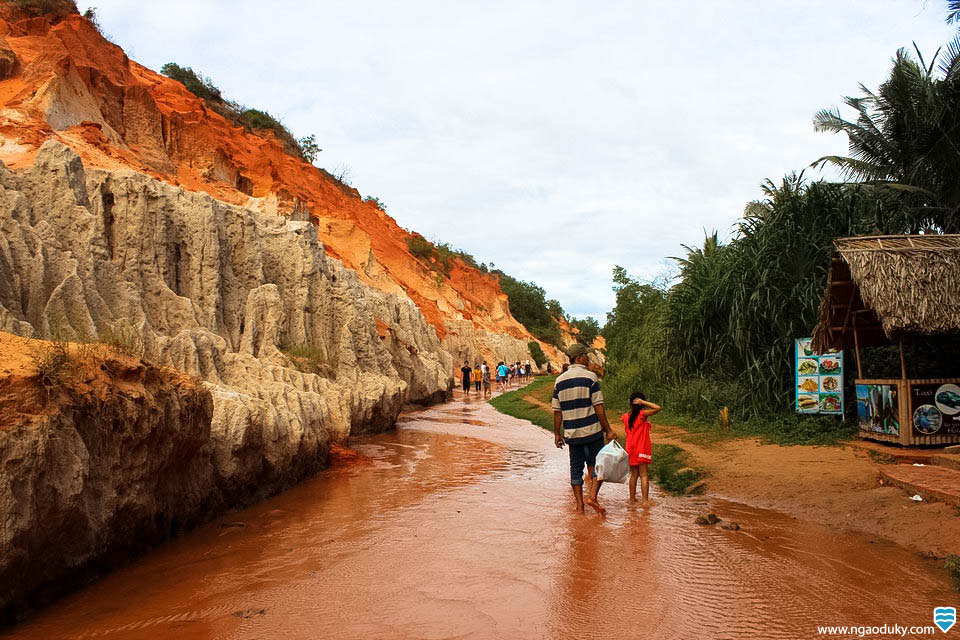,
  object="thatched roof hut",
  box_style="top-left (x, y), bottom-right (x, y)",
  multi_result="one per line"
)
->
top-left (811, 234), bottom-right (960, 353)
